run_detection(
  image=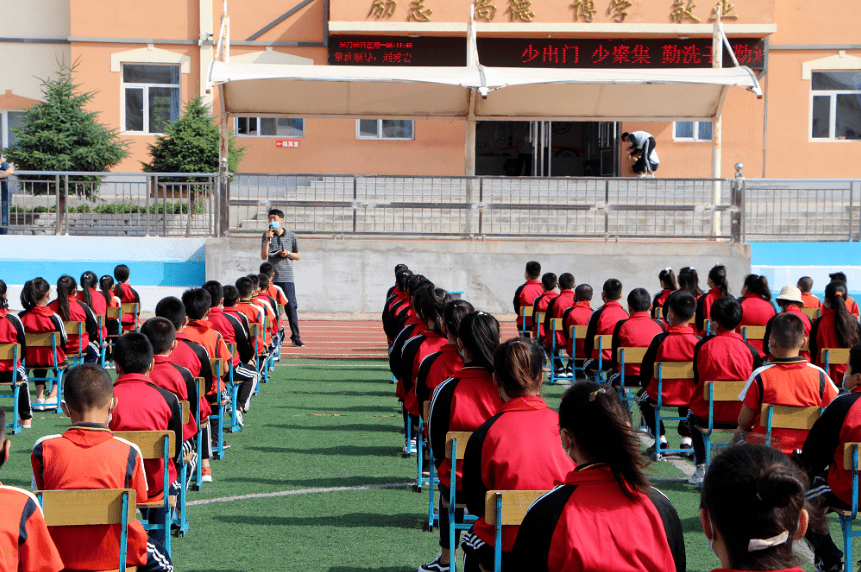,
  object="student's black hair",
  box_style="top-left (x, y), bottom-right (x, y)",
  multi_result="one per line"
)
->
top-left (394, 263), bottom-right (409, 275)
top-left (396, 269), bottom-right (413, 292)
top-left (575, 284), bottom-right (593, 302)
top-left (797, 276), bottom-right (814, 294)
top-left (678, 266), bottom-right (703, 297)
top-left (20, 277), bottom-right (51, 311)
top-left (771, 313), bottom-right (806, 350)
top-left (525, 261), bottom-right (541, 279)
top-left (443, 299), bottom-right (474, 339)
top-left (744, 274), bottom-right (772, 302)
top-left (222, 285), bottom-right (240, 307)
top-left (259, 262), bottom-right (275, 277)
top-left (63, 363), bottom-right (114, 413)
top-left (55, 275), bottom-right (77, 321)
top-left (710, 296), bottom-right (744, 331)
top-left (268, 209), bottom-right (285, 219)
top-left (0, 279), bottom-right (7, 311)
top-left (458, 311), bottom-right (500, 375)
top-left (829, 272), bottom-right (848, 284)
top-left (621, 132), bottom-right (630, 140)
top-left (659, 268), bottom-right (678, 290)
top-left (99, 275), bottom-right (115, 306)
top-left (410, 281), bottom-right (435, 312)
top-left (777, 298), bottom-right (803, 312)
top-left (558, 380), bottom-right (650, 499)
top-left (541, 273), bottom-right (557, 291)
top-left (113, 332), bottom-right (154, 375)
top-left (202, 281), bottom-right (224, 307)
top-left (181, 288), bottom-right (212, 321)
top-left (141, 317), bottom-right (176, 355)
top-left (235, 277), bottom-right (254, 299)
top-left (825, 281), bottom-right (860, 348)
top-left (558, 273), bottom-right (575, 290)
top-left (414, 286), bottom-right (452, 333)
top-left (257, 273), bottom-right (270, 290)
top-left (603, 278), bottom-right (623, 301)
top-left (850, 343), bottom-right (861, 378)
top-left (79, 271), bottom-right (98, 309)
top-left (493, 338), bottom-right (544, 398)
top-left (406, 274), bottom-right (429, 296)
top-left (155, 296), bottom-right (186, 330)
top-left (708, 264), bottom-right (731, 298)
top-left (702, 444), bottom-right (813, 570)
top-left (627, 288), bottom-right (651, 313)
top-left (113, 264), bottom-right (130, 283)
top-left (667, 290), bottom-right (697, 322)
top-left (246, 274), bottom-right (260, 288)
